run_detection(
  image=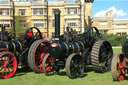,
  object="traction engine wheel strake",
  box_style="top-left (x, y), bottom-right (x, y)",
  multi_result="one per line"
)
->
top-left (0, 52), bottom-right (17, 79)
top-left (112, 54), bottom-right (126, 81)
top-left (66, 53), bottom-right (84, 79)
top-left (42, 53), bottom-right (57, 76)
top-left (28, 40), bottom-right (50, 73)
top-left (91, 40), bottom-right (113, 72)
